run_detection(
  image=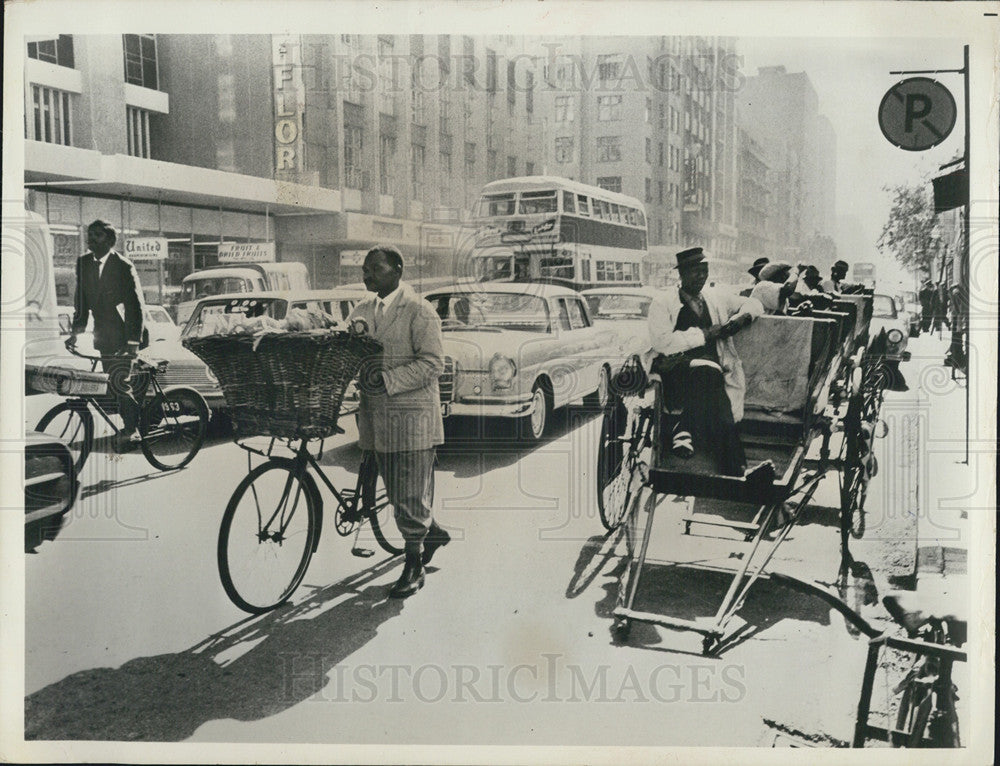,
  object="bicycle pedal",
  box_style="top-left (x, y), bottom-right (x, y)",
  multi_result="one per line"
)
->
top-left (351, 546), bottom-right (375, 558)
